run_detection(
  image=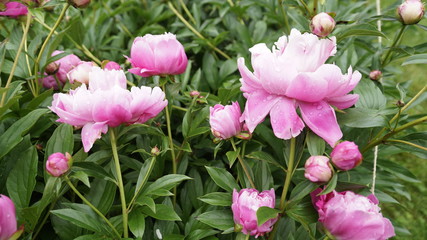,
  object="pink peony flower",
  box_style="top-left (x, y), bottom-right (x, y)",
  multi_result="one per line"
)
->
top-left (128, 33), bottom-right (188, 77)
top-left (311, 189), bottom-right (395, 240)
top-left (232, 188), bottom-right (277, 238)
top-left (238, 29), bottom-right (361, 146)
top-left (67, 61), bottom-right (95, 84)
top-left (0, 2), bottom-right (27, 18)
top-left (330, 141), bottom-right (363, 171)
top-left (310, 12), bottom-right (336, 37)
top-left (46, 152), bottom-right (72, 177)
top-left (0, 195), bottom-right (17, 240)
top-left (209, 102), bottom-right (243, 139)
top-left (304, 156), bottom-right (332, 183)
top-left (50, 66), bottom-right (168, 152)
top-left (41, 51), bottom-right (81, 89)
top-left (398, 0), bottom-right (425, 25)
top-left (104, 61), bottom-right (121, 70)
